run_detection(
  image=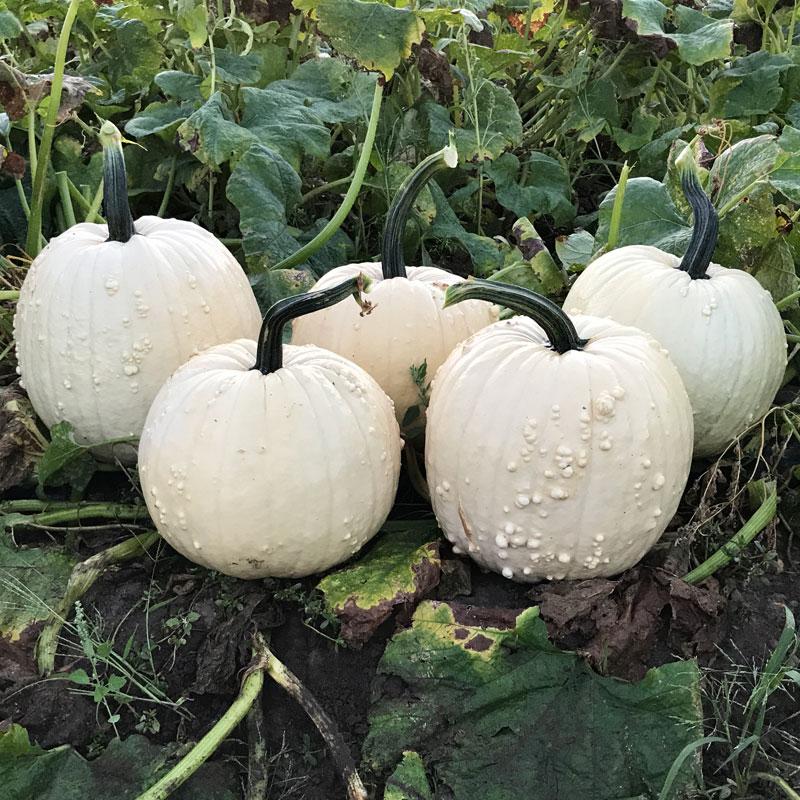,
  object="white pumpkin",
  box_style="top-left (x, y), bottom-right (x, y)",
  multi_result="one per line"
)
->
top-left (139, 275), bottom-right (402, 579)
top-left (14, 122), bottom-right (261, 460)
top-left (292, 145), bottom-right (497, 425)
top-left (564, 155), bottom-right (786, 457)
top-left (426, 280), bottom-right (694, 582)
